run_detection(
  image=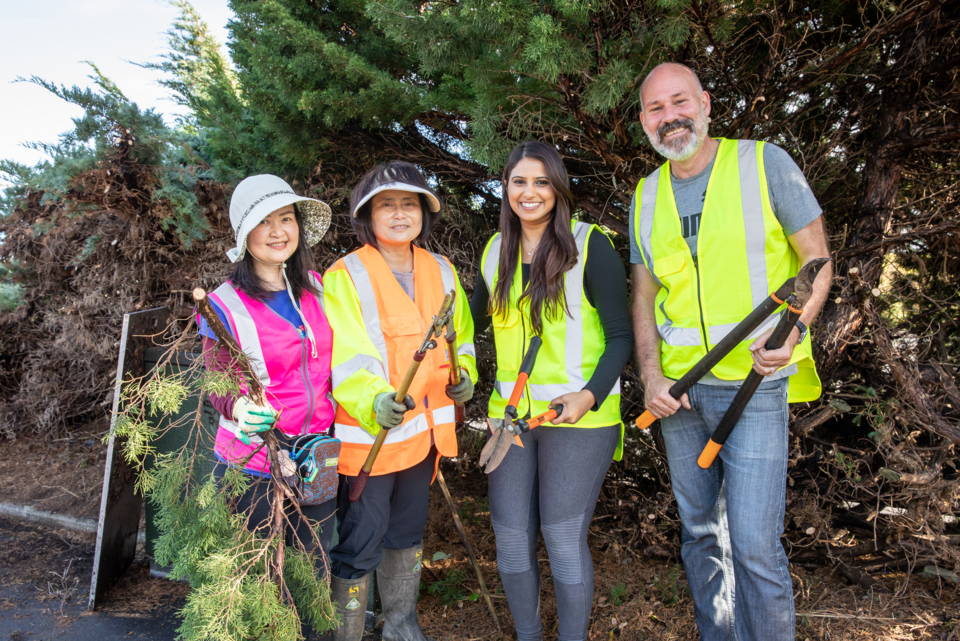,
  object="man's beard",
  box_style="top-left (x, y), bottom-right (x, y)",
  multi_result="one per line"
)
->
top-left (647, 110), bottom-right (710, 162)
